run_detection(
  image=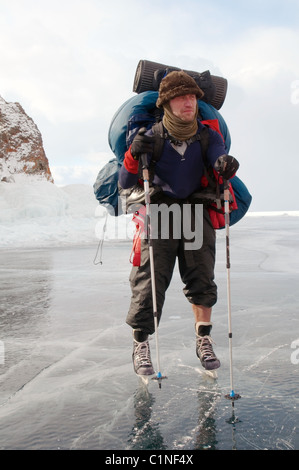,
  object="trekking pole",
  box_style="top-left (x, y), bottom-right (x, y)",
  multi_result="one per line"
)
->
top-left (223, 179), bottom-right (241, 407)
top-left (140, 151), bottom-right (167, 389)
